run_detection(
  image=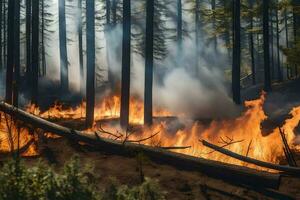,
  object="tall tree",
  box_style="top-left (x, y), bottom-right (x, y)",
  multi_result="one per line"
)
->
top-left (85, 0), bottom-right (95, 128)
top-left (5, 0), bottom-right (15, 104)
top-left (78, 0), bottom-right (84, 94)
top-left (41, 0), bottom-right (46, 76)
top-left (120, 0), bottom-right (131, 128)
top-left (144, 0), bottom-right (154, 126)
top-left (248, 0), bottom-right (256, 85)
top-left (275, 1), bottom-right (282, 81)
top-left (0, 0), bottom-right (3, 73)
top-left (177, 0), bottom-right (182, 56)
top-left (31, 0), bottom-right (39, 104)
top-left (26, 0), bottom-right (31, 82)
top-left (13, 0), bottom-right (20, 107)
top-left (232, 0), bottom-right (241, 104)
top-left (59, 0), bottom-right (68, 93)
top-left (263, 0), bottom-right (271, 91)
